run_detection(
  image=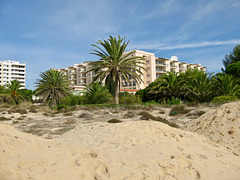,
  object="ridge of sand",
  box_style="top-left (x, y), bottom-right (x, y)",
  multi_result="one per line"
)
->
top-left (1, 119), bottom-right (240, 180)
top-left (185, 101), bottom-right (240, 152)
